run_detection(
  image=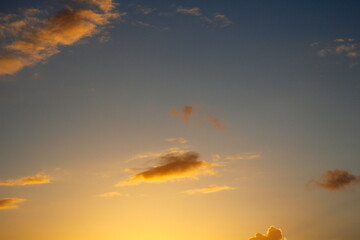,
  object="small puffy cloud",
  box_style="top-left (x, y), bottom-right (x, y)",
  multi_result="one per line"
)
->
top-left (117, 151), bottom-right (215, 186)
top-left (0, 0), bottom-right (121, 76)
top-left (165, 137), bottom-right (188, 144)
top-left (0, 198), bottom-right (26, 210)
top-left (0, 173), bottom-right (51, 186)
top-left (248, 226), bottom-right (284, 240)
top-left (205, 115), bottom-right (227, 130)
top-left (184, 185), bottom-right (235, 194)
top-left (176, 7), bottom-right (201, 16)
top-left (169, 105), bottom-right (194, 122)
top-left (312, 169), bottom-right (360, 191)
top-left (97, 191), bottom-right (128, 198)
top-left (213, 13), bottom-right (232, 27)
top-left (224, 153), bottom-right (261, 161)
